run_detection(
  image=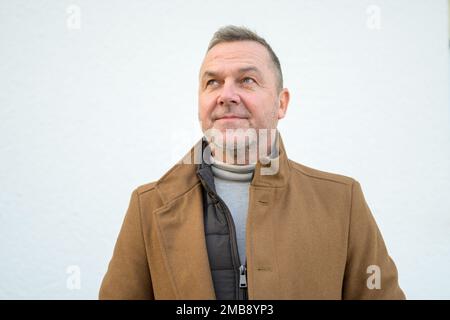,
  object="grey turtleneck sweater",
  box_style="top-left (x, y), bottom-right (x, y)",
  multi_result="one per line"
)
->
top-left (211, 160), bottom-right (255, 265)
top-left (210, 136), bottom-right (279, 265)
